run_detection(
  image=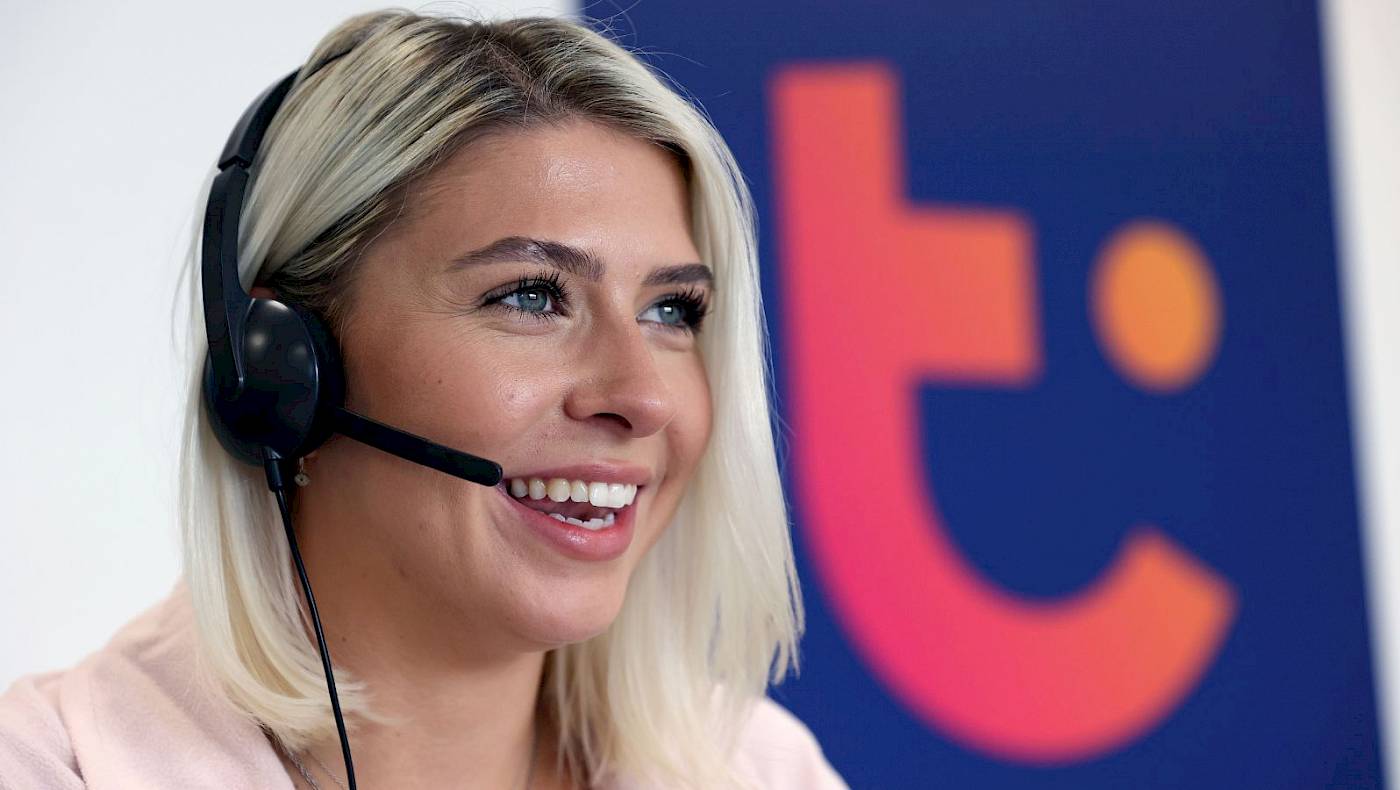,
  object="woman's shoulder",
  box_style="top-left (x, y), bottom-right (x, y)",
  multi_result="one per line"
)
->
top-left (0, 581), bottom-right (289, 789)
top-left (728, 696), bottom-right (848, 789)
top-left (0, 669), bottom-right (84, 789)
